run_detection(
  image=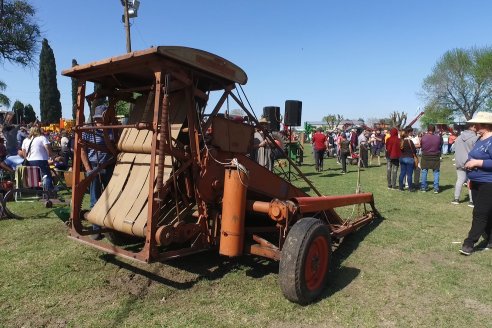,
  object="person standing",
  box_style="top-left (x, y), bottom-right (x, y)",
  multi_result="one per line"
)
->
top-left (370, 129), bottom-right (384, 166)
top-left (441, 131), bottom-right (449, 155)
top-left (81, 105), bottom-right (115, 240)
top-left (411, 131), bottom-right (422, 189)
top-left (339, 133), bottom-right (350, 174)
top-left (398, 127), bottom-right (417, 191)
top-left (358, 130), bottom-right (369, 168)
top-left (0, 137), bottom-right (7, 162)
top-left (3, 124), bottom-right (20, 156)
top-left (451, 125), bottom-right (478, 205)
top-left (448, 132), bottom-right (457, 154)
top-left (17, 126), bottom-right (28, 151)
top-left (420, 124), bottom-right (443, 193)
top-left (60, 131), bottom-right (72, 167)
top-left (312, 127), bottom-right (327, 172)
top-left (21, 126), bottom-right (55, 190)
top-left (349, 129), bottom-right (358, 156)
top-left (385, 127), bottom-right (401, 189)
top-left (460, 112), bottom-right (492, 255)
top-left (252, 117), bottom-right (273, 171)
